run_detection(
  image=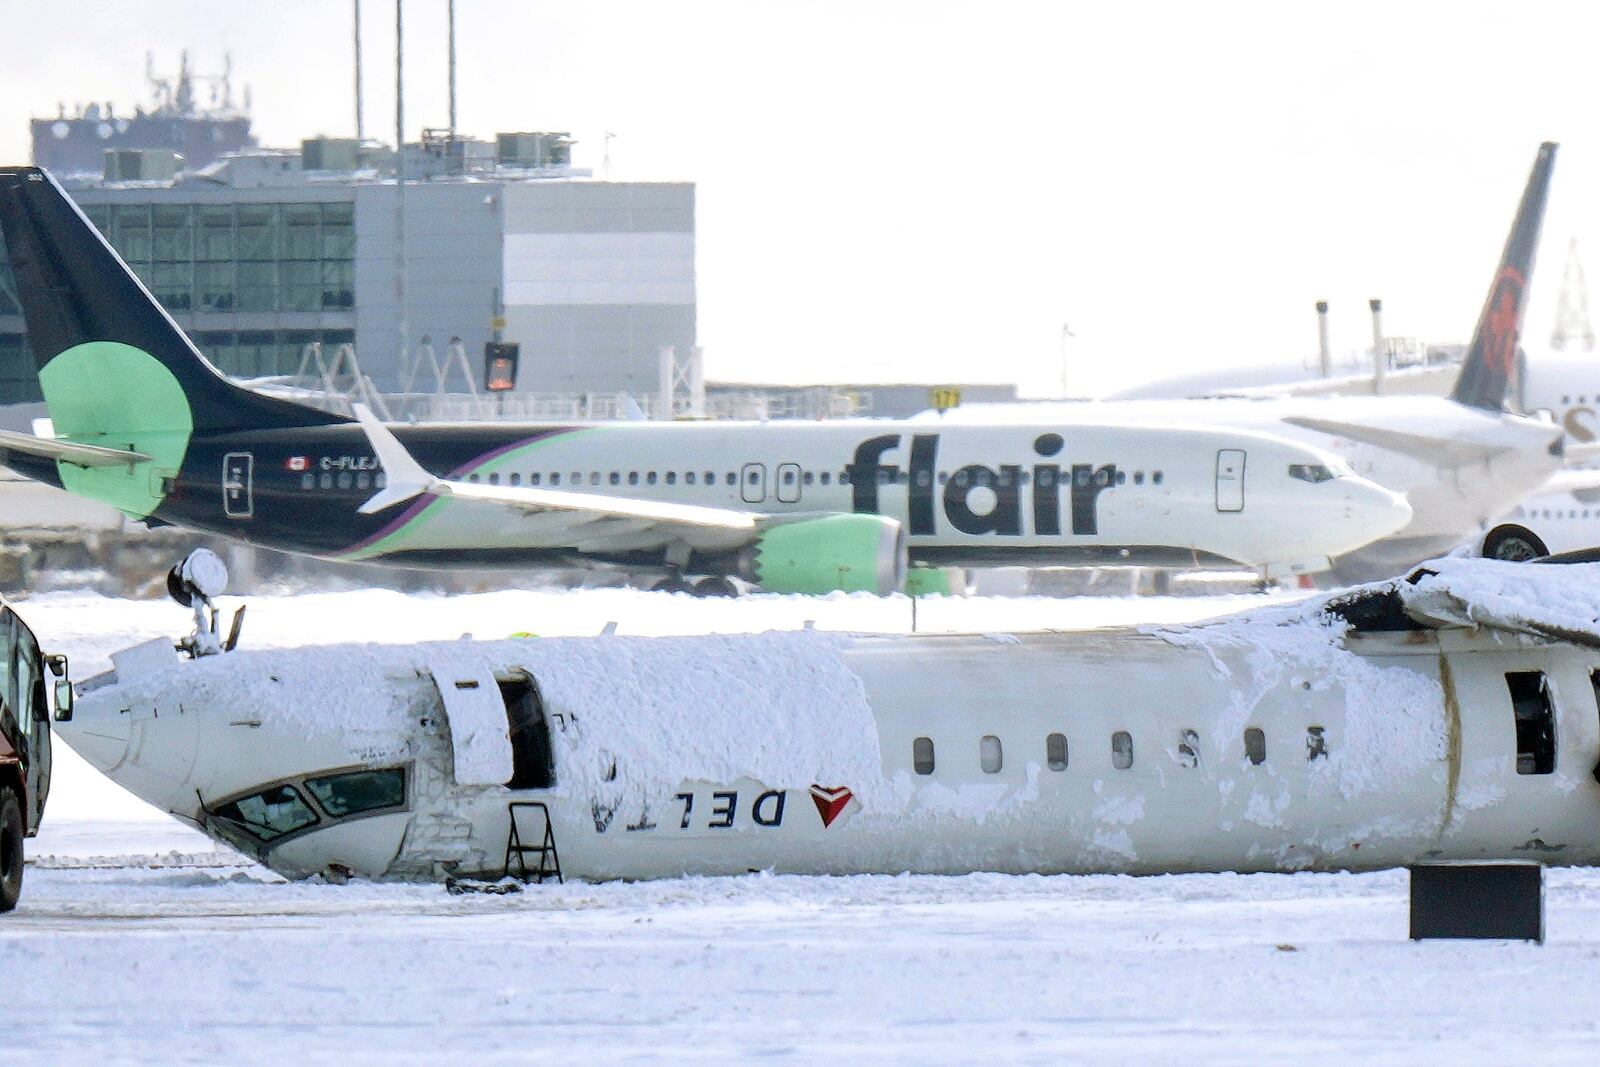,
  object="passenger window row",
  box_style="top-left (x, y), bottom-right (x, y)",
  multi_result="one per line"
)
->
top-left (301, 471), bottom-right (387, 491)
top-left (910, 725), bottom-right (1330, 776)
